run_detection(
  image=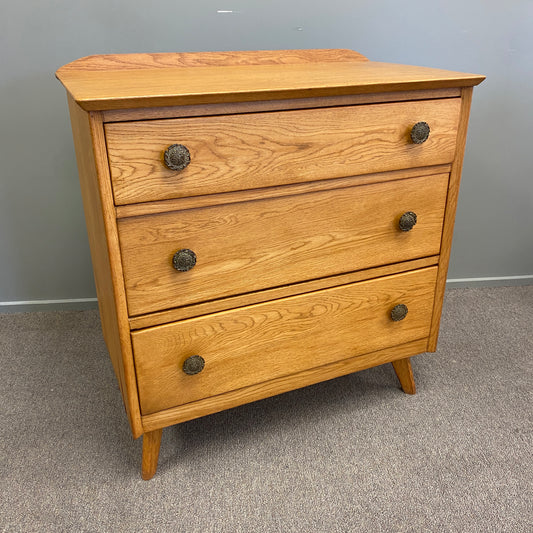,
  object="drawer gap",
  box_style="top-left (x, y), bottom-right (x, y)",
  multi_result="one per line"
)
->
top-left (128, 256), bottom-right (439, 330)
top-left (103, 89), bottom-right (462, 123)
top-left (116, 165), bottom-right (452, 219)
